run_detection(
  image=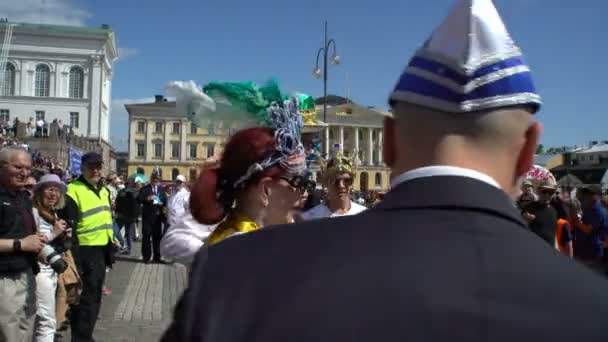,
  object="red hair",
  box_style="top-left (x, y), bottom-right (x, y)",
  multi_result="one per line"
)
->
top-left (190, 127), bottom-right (284, 224)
